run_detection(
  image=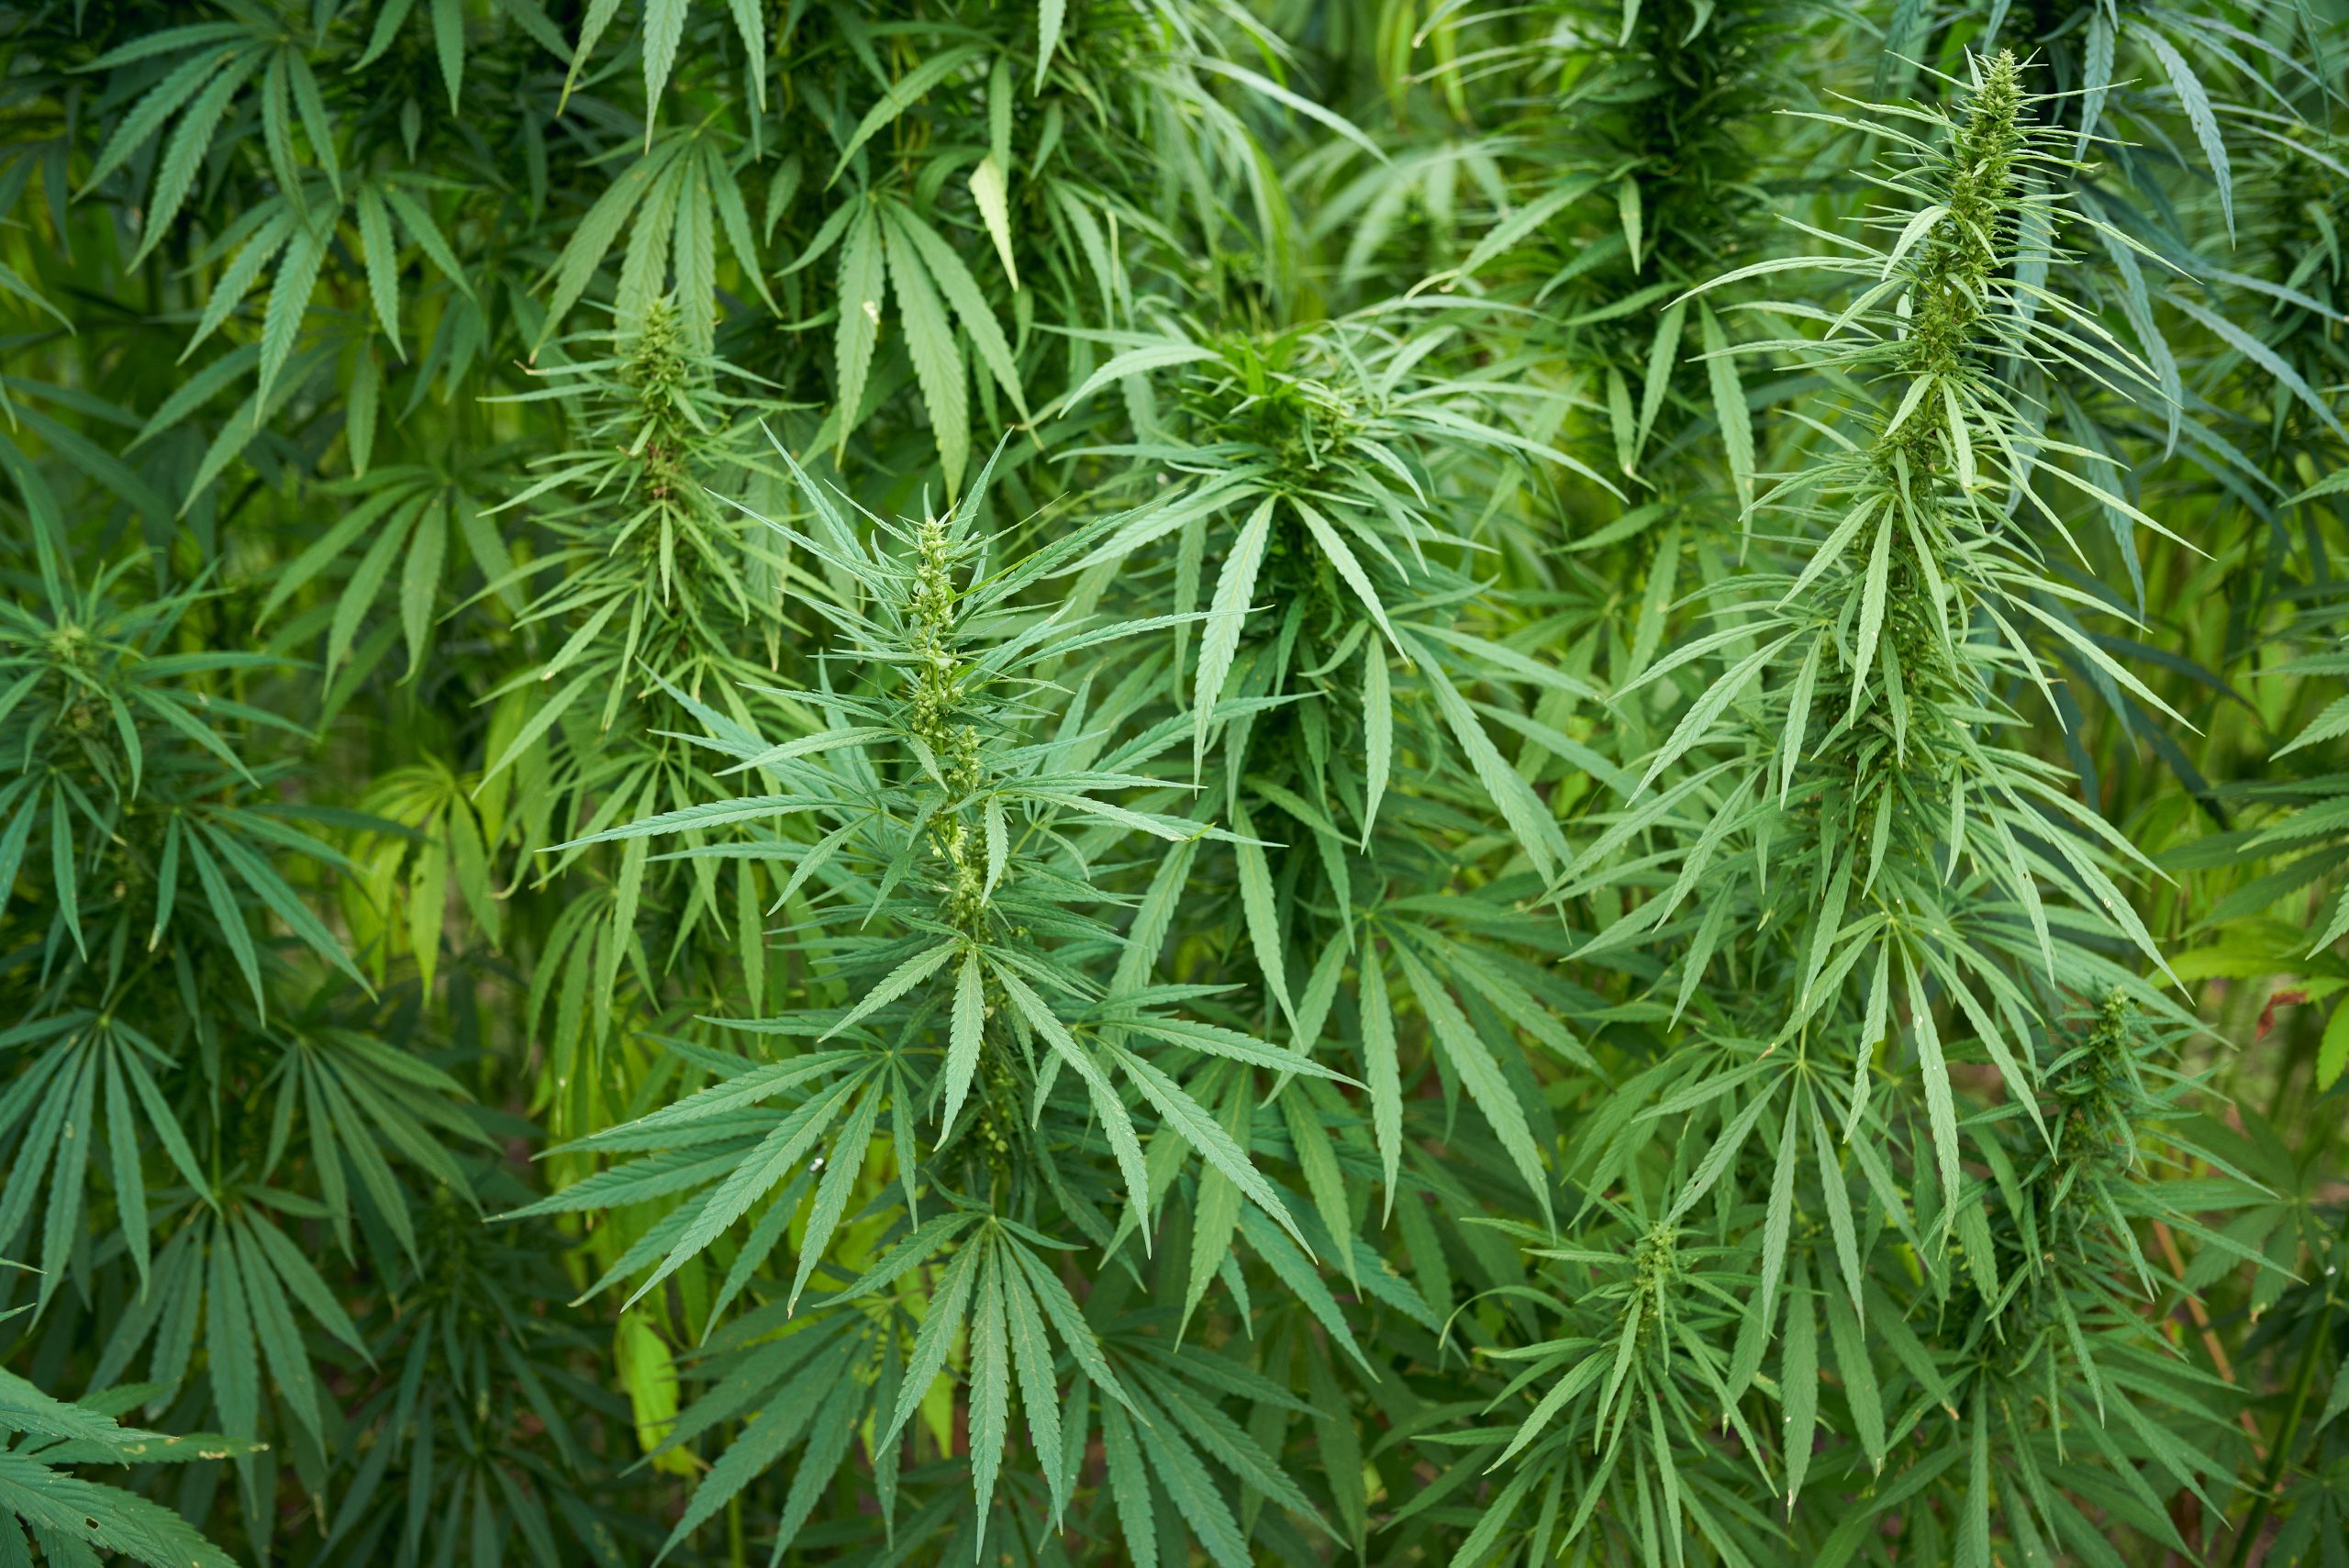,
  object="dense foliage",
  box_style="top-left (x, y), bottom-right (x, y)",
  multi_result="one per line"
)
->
top-left (3, 1), bottom-right (2347, 1564)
